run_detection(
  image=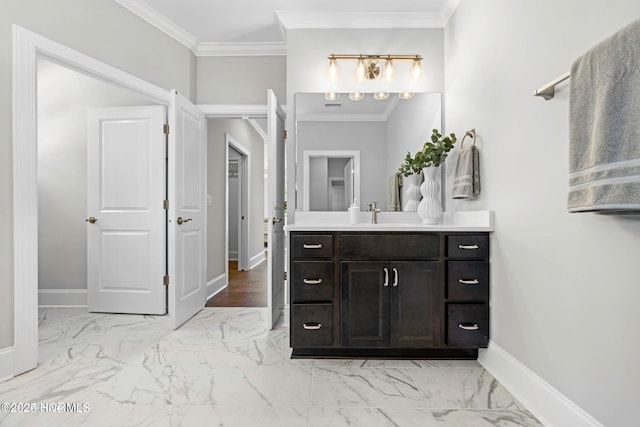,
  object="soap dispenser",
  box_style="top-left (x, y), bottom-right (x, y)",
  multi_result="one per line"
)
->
top-left (349, 199), bottom-right (359, 225)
